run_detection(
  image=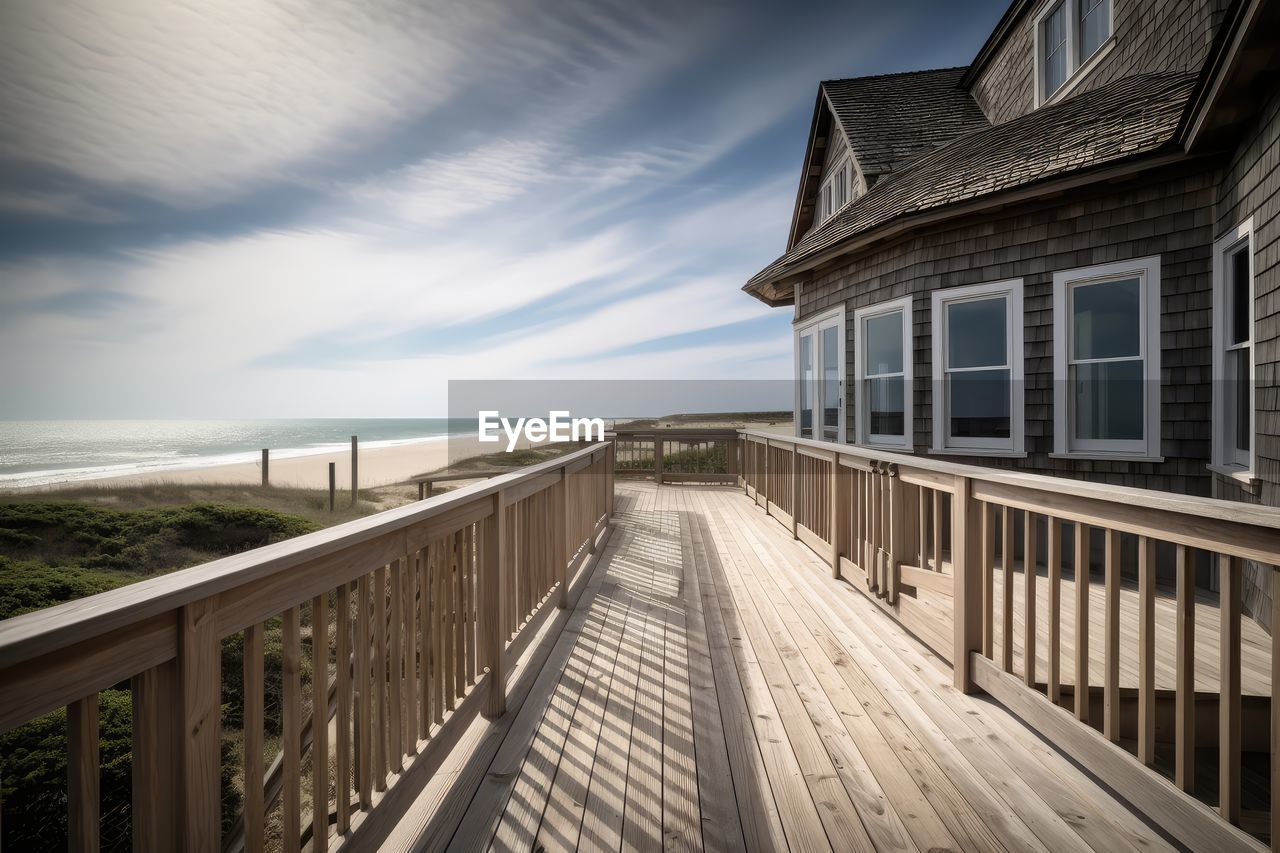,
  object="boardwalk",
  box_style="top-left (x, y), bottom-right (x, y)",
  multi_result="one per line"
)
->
top-left (401, 481), bottom-right (1180, 852)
